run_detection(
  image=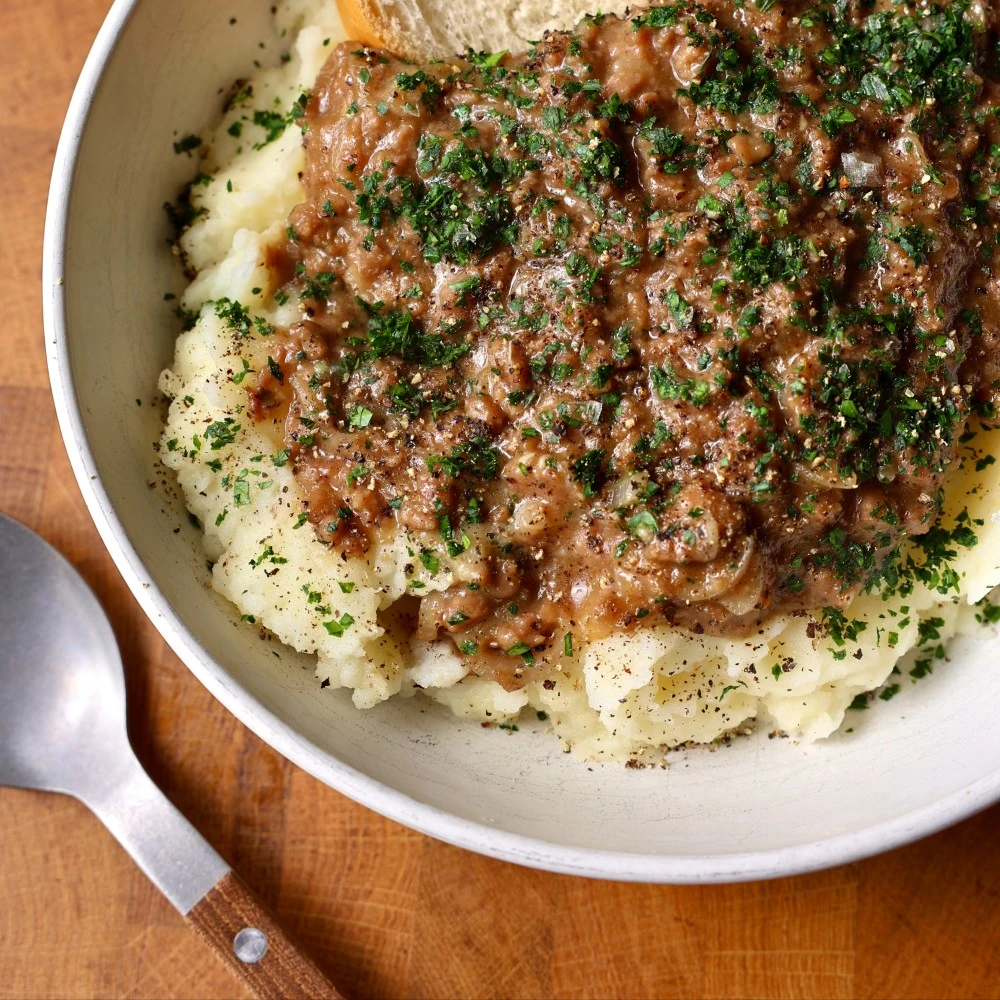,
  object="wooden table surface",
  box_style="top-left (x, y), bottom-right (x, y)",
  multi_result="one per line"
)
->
top-left (2, 2), bottom-right (999, 998)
